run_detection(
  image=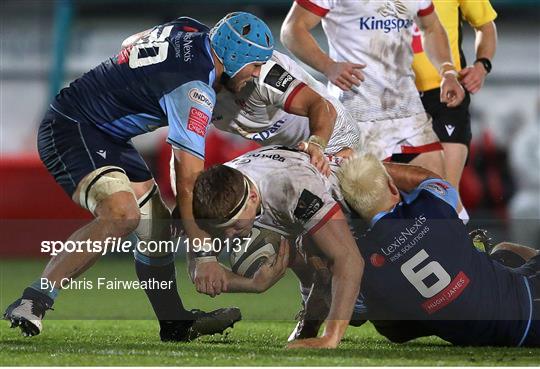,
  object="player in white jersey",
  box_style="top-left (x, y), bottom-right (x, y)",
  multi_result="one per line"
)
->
top-left (280, 0), bottom-right (465, 176)
top-left (213, 50), bottom-right (362, 156)
top-left (191, 145), bottom-right (363, 349)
